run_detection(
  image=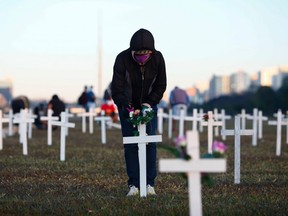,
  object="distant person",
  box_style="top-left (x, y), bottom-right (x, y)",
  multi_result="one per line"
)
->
top-left (100, 97), bottom-right (118, 122)
top-left (78, 85), bottom-right (88, 112)
top-left (11, 95), bottom-right (30, 114)
top-left (33, 103), bottom-right (47, 129)
top-left (48, 94), bottom-right (65, 119)
top-left (169, 86), bottom-right (190, 116)
top-left (158, 99), bottom-right (168, 113)
top-left (103, 82), bottom-right (112, 102)
top-left (87, 86), bottom-right (96, 111)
